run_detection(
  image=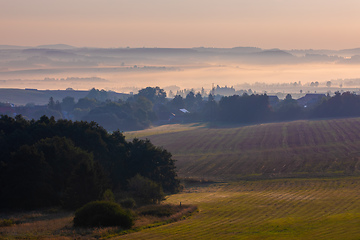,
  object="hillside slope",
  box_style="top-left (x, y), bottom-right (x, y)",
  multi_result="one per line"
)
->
top-left (126, 118), bottom-right (360, 180)
top-left (119, 178), bottom-right (360, 239)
